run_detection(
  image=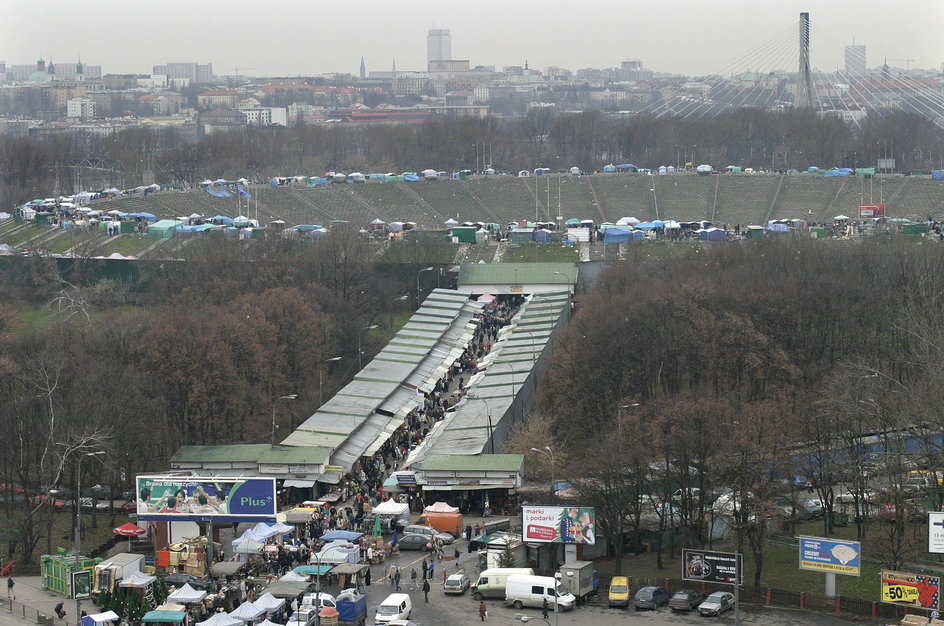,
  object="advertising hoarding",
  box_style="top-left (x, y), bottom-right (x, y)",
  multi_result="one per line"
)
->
top-left (71, 570), bottom-right (92, 599)
top-left (859, 203), bottom-right (886, 218)
top-left (521, 506), bottom-right (595, 544)
top-left (881, 570), bottom-right (940, 611)
top-left (136, 475), bottom-right (276, 522)
top-left (682, 549), bottom-right (742, 585)
top-left (929, 513), bottom-right (944, 553)
top-left (798, 536), bottom-right (861, 576)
